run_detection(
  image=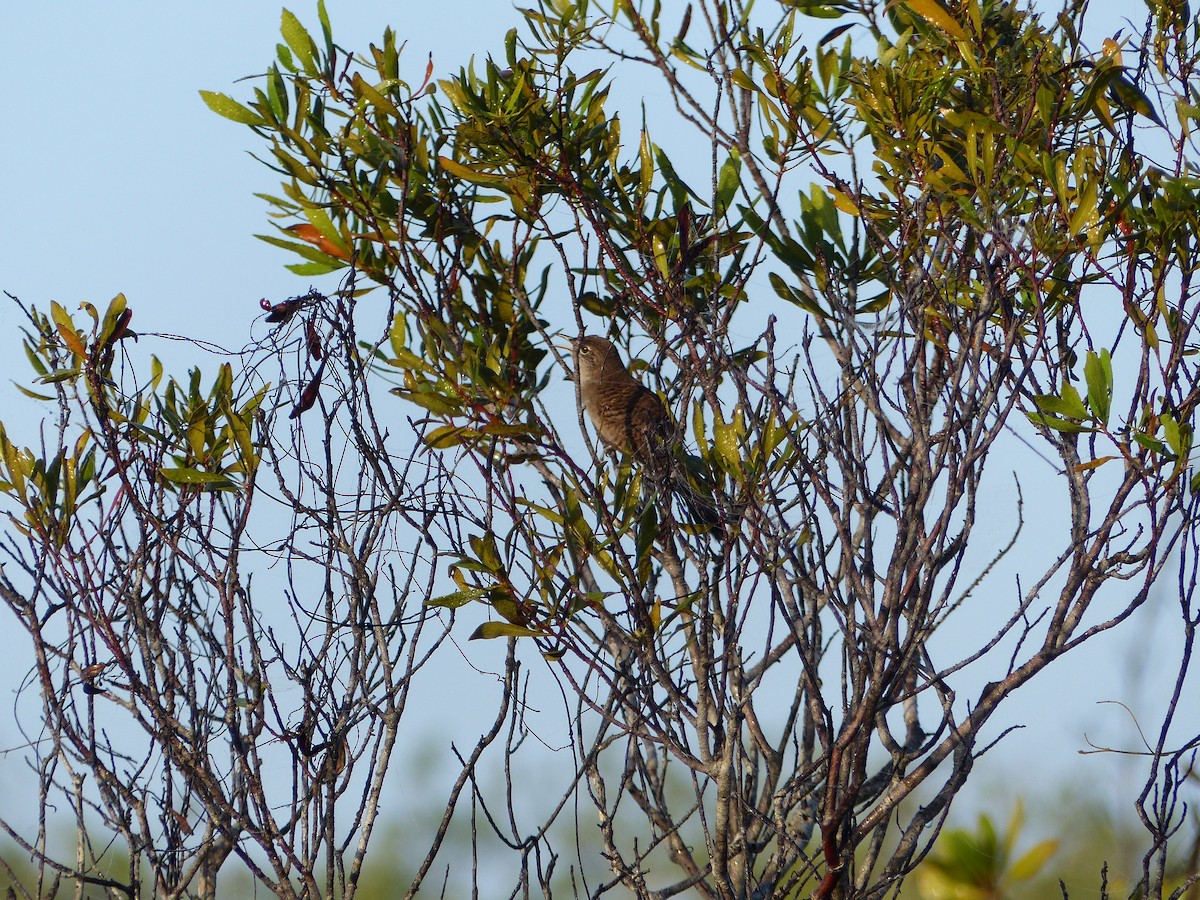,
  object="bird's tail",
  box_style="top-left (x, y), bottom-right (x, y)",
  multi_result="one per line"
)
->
top-left (670, 454), bottom-right (726, 536)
